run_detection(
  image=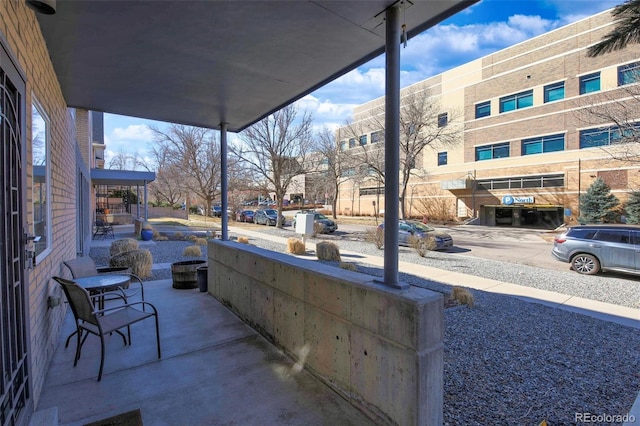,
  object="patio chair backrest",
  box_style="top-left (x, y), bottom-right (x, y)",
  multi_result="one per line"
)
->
top-left (53, 276), bottom-right (99, 326)
top-left (63, 257), bottom-right (99, 278)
